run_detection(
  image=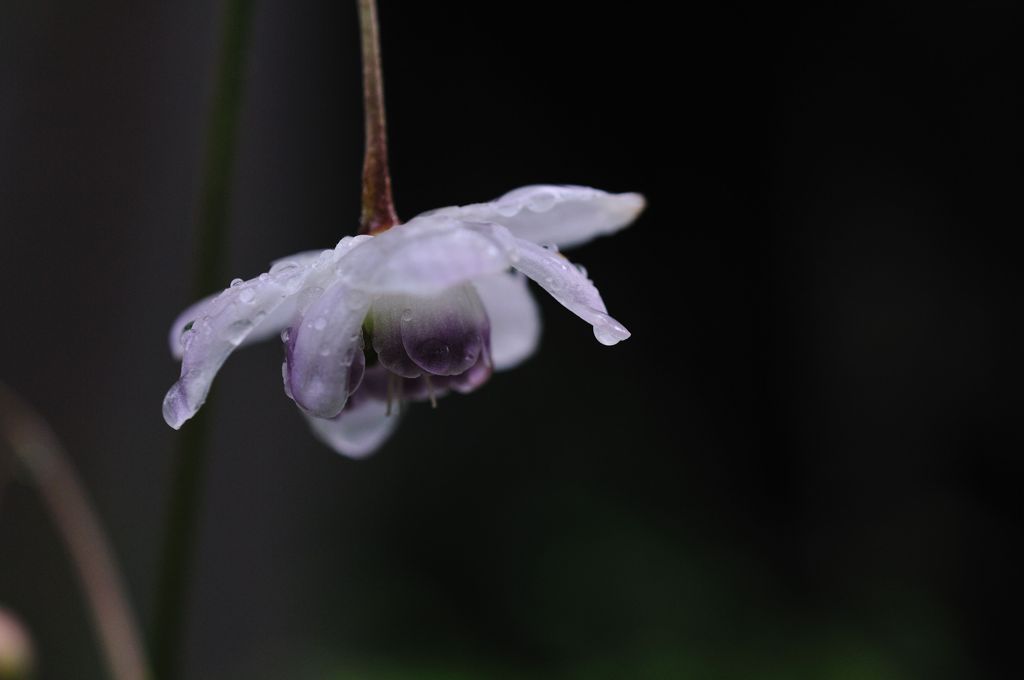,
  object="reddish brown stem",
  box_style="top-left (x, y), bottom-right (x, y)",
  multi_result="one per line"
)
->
top-left (358, 0), bottom-right (399, 234)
